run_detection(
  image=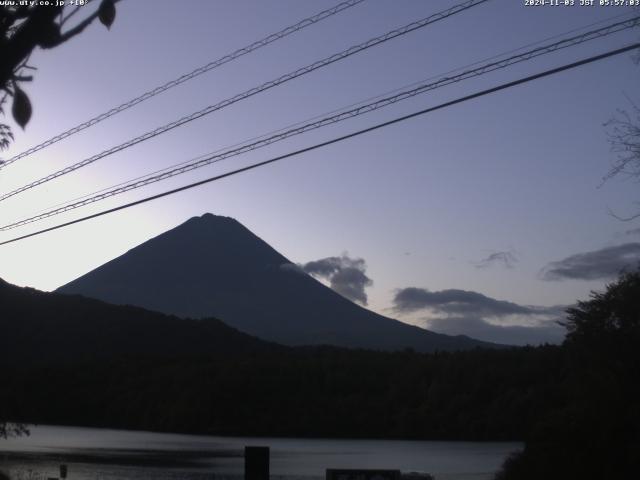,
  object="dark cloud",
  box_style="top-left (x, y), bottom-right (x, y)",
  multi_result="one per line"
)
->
top-left (527, 304), bottom-right (570, 318)
top-left (626, 227), bottom-right (640, 236)
top-left (425, 316), bottom-right (565, 346)
top-left (391, 287), bottom-right (568, 345)
top-left (541, 243), bottom-right (640, 281)
top-left (475, 251), bottom-right (518, 269)
top-left (301, 254), bottom-right (372, 305)
top-left (392, 287), bottom-right (533, 317)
